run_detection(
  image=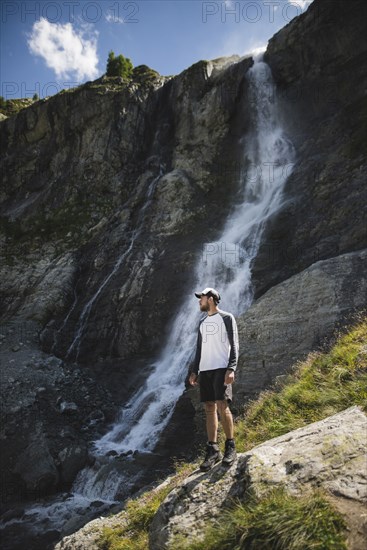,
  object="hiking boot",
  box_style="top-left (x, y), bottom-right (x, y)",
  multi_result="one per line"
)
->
top-left (222, 439), bottom-right (237, 466)
top-left (200, 442), bottom-right (222, 472)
